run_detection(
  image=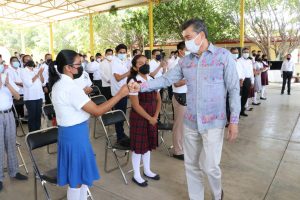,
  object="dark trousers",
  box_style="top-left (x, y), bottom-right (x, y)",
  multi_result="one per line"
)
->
top-left (281, 71), bottom-right (293, 94)
top-left (89, 73), bottom-right (94, 82)
top-left (167, 86), bottom-right (173, 100)
top-left (25, 99), bottom-right (43, 132)
top-left (114, 97), bottom-right (128, 140)
top-left (240, 78), bottom-right (251, 114)
top-left (101, 86), bottom-right (112, 100)
top-left (44, 84), bottom-right (52, 105)
top-left (93, 80), bottom-right (102, 94)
